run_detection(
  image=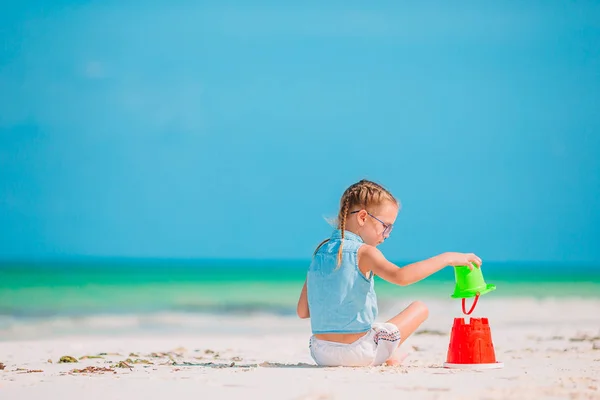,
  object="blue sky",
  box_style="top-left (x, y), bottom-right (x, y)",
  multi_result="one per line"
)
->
top-left (1, 1), bottom-right (599, 263)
